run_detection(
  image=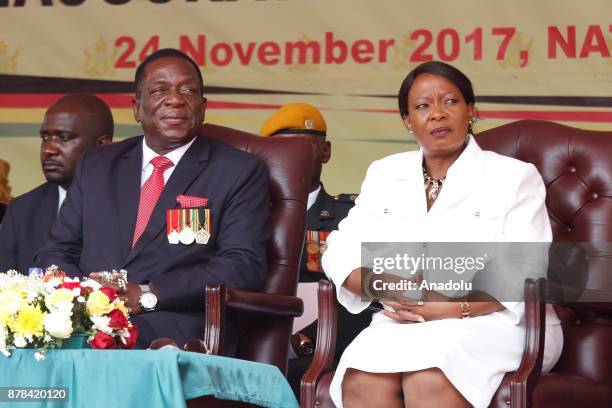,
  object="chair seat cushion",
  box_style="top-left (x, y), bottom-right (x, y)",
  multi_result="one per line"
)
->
top-left (490, 372), bottom-right (612, 408)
